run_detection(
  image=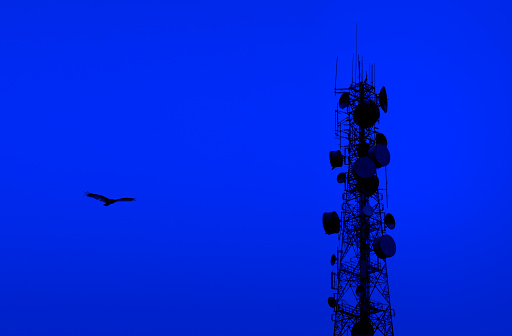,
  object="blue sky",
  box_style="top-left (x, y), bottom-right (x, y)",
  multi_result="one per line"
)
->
top-left (0, 1), bottom-right (511, 335)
